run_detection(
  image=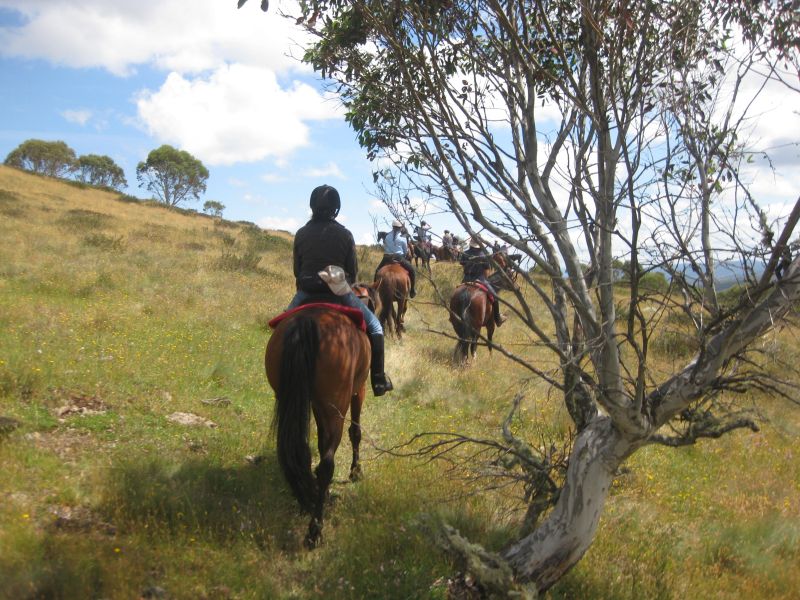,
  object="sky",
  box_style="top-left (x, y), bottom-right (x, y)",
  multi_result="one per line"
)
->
top-left (0, 0), bottom-right (797, 252)
top-left (0, 0), bottom-right (395, 245)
